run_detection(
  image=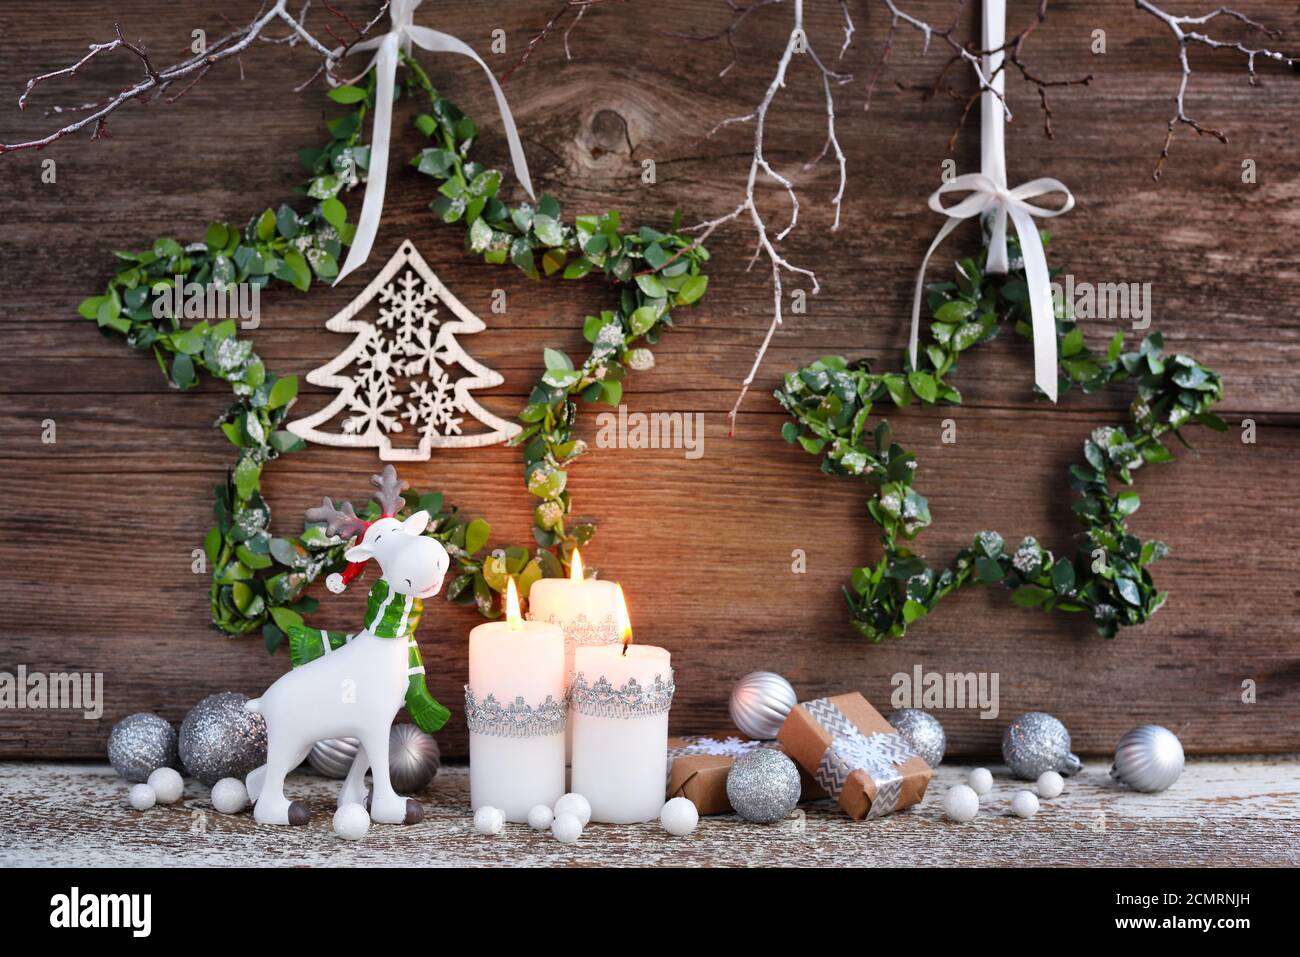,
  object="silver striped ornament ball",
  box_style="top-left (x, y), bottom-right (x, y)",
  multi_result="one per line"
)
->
top-left (1111, 724), bottom-right (1184, 792)
top-left (729, 671), bottom-right (797, 740)
top-left (887, 708), bottom-right (946, 768)
top-left (308, 725), bottom-right (441, 792)
top-left (1001, 712), bottom-right (1082, 780)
